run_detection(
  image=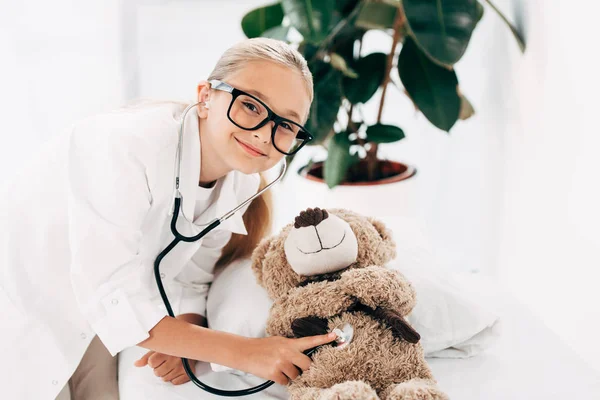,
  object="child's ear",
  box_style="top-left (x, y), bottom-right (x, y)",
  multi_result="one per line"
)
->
top-left (196, 80), bottom-right (211, 118)
top-left (251, 235), bottom-right (274, 286)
